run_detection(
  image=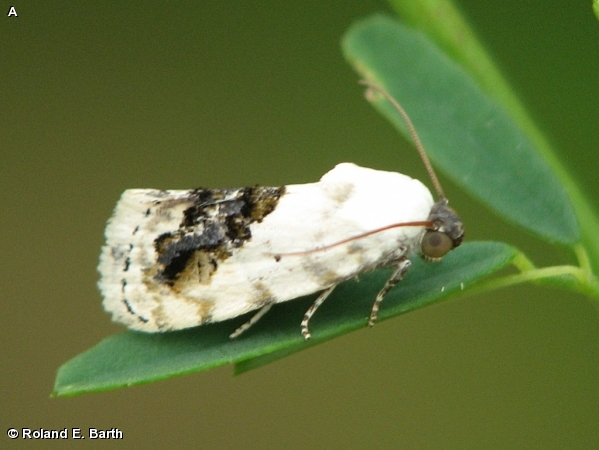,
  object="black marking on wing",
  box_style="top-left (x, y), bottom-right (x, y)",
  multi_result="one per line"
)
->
top-left (153, 185), bottom-right (285, 285)
top-left (122, 298), bottom-right (149, 323)
top-left (122, 298), bottom-right (135, 314)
